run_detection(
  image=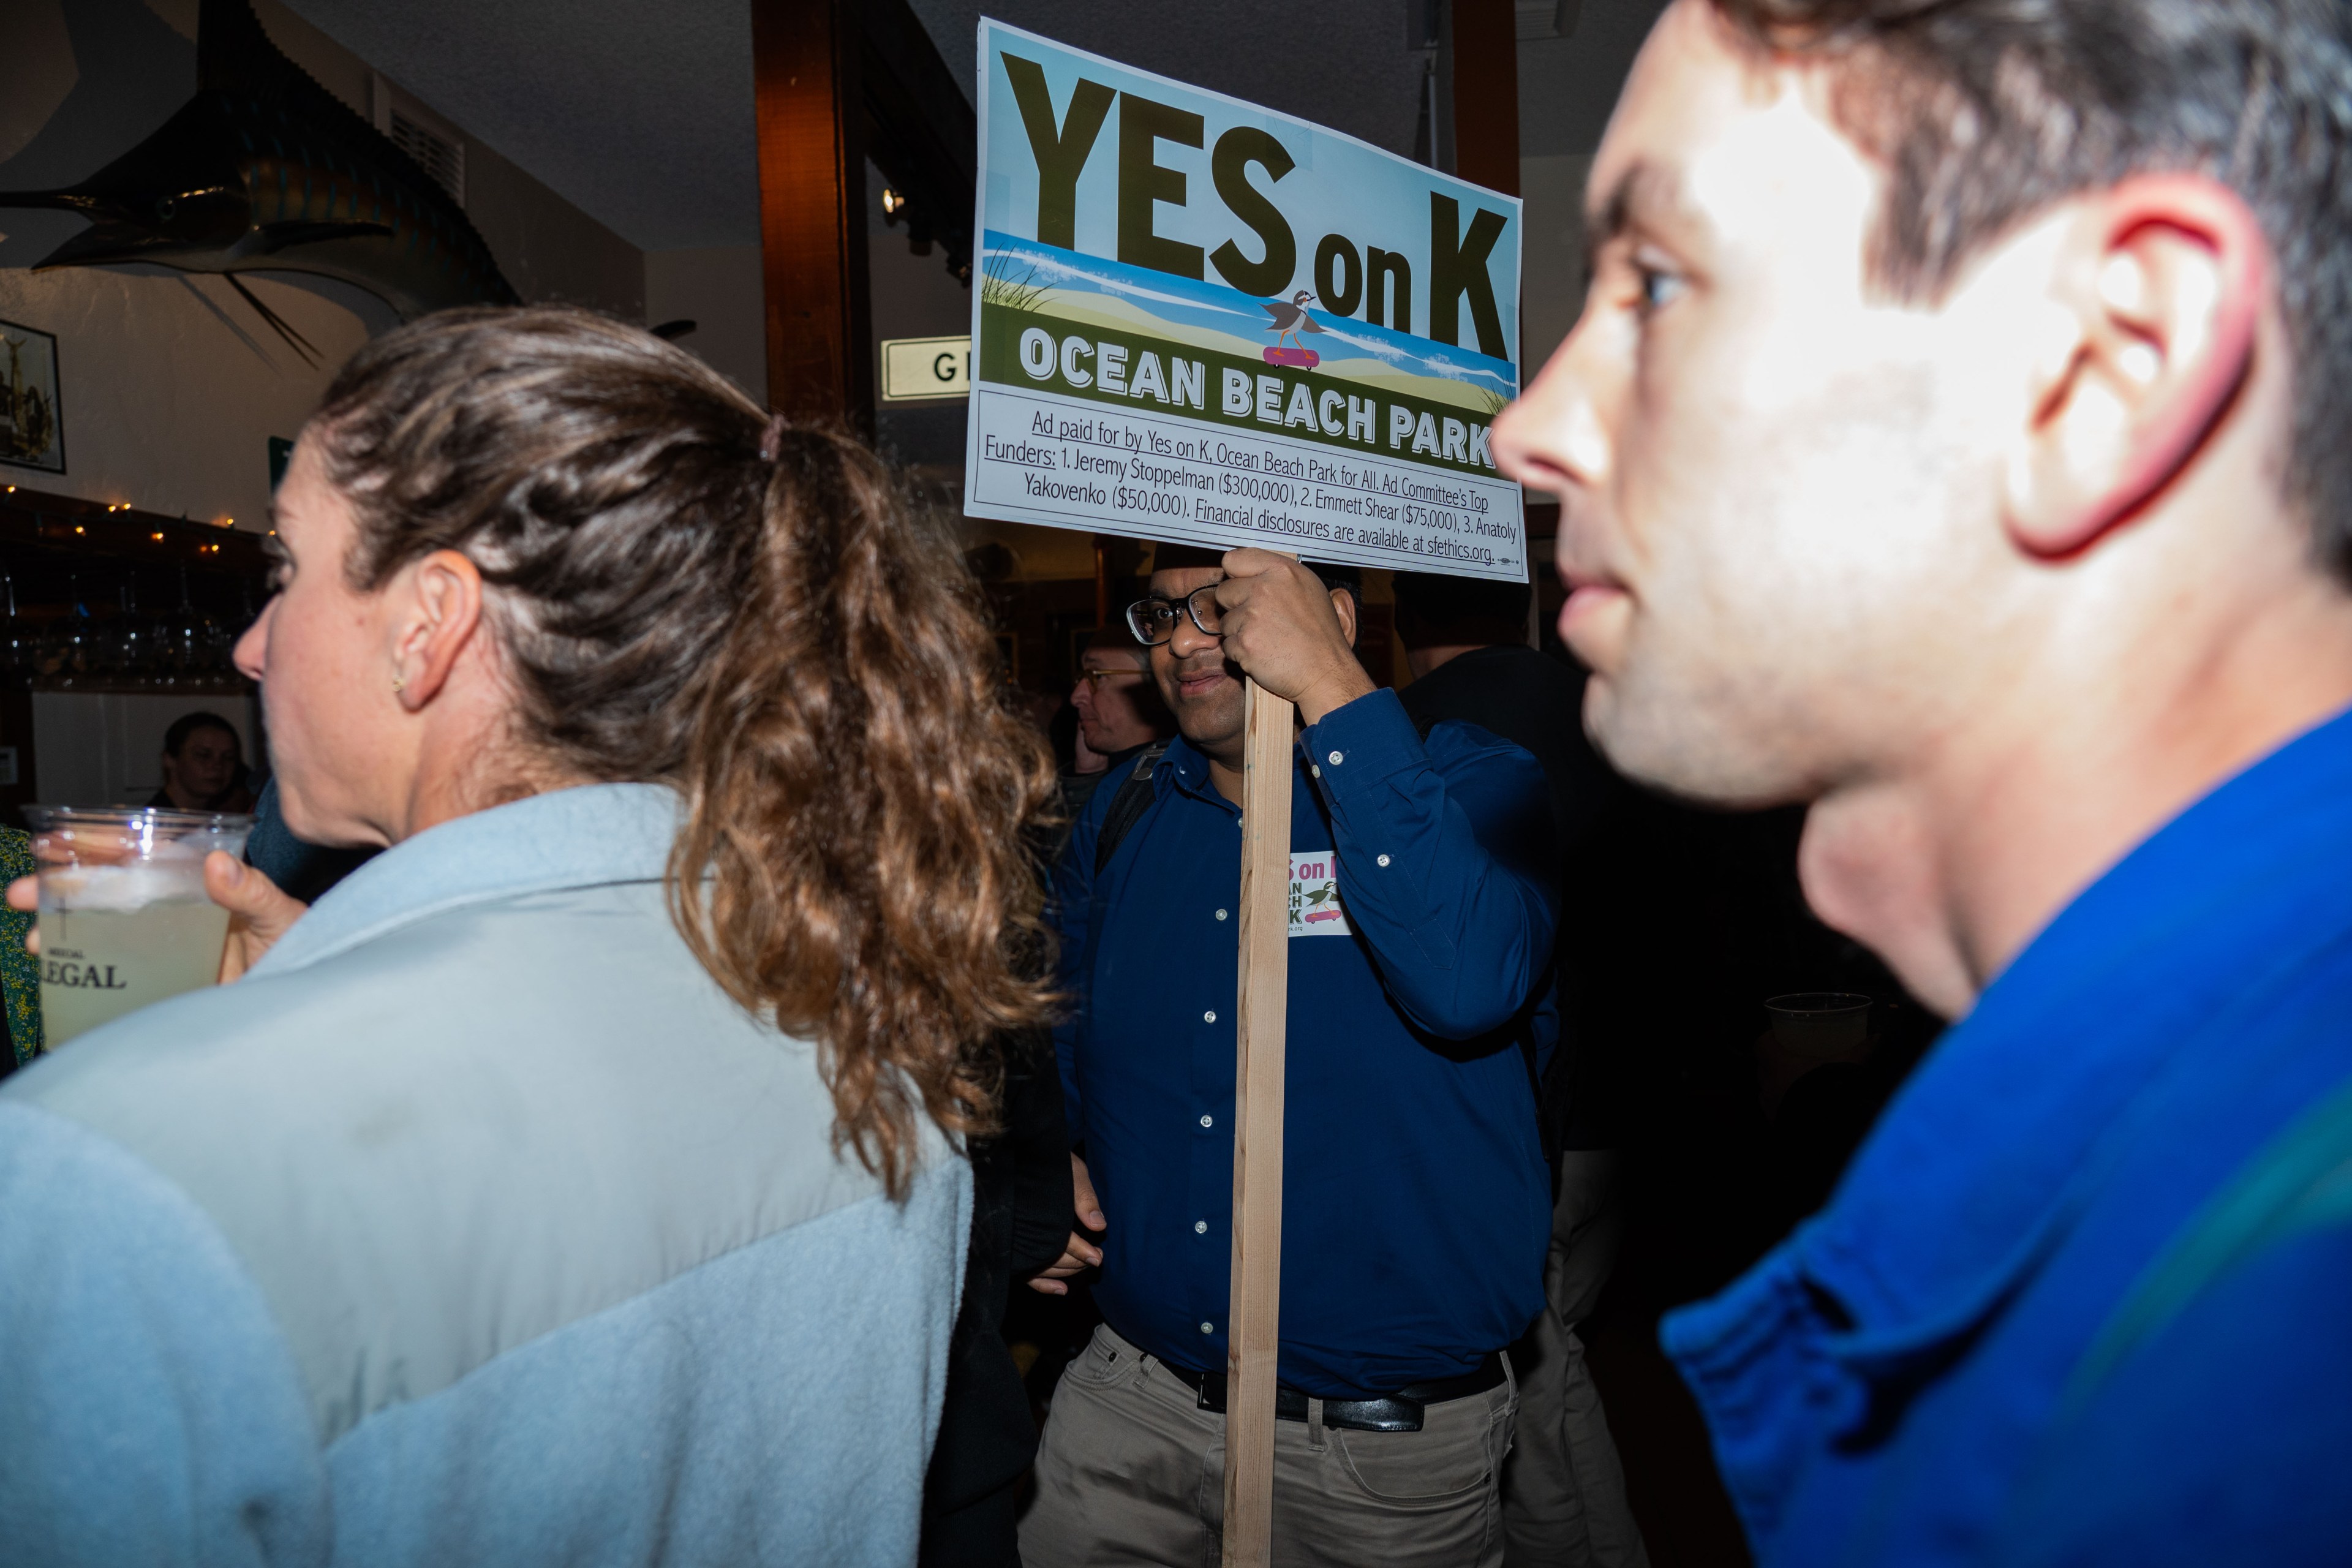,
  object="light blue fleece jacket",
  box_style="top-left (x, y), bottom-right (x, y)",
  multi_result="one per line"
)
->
top-left (0, 783), bottom-right (971, 1567)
